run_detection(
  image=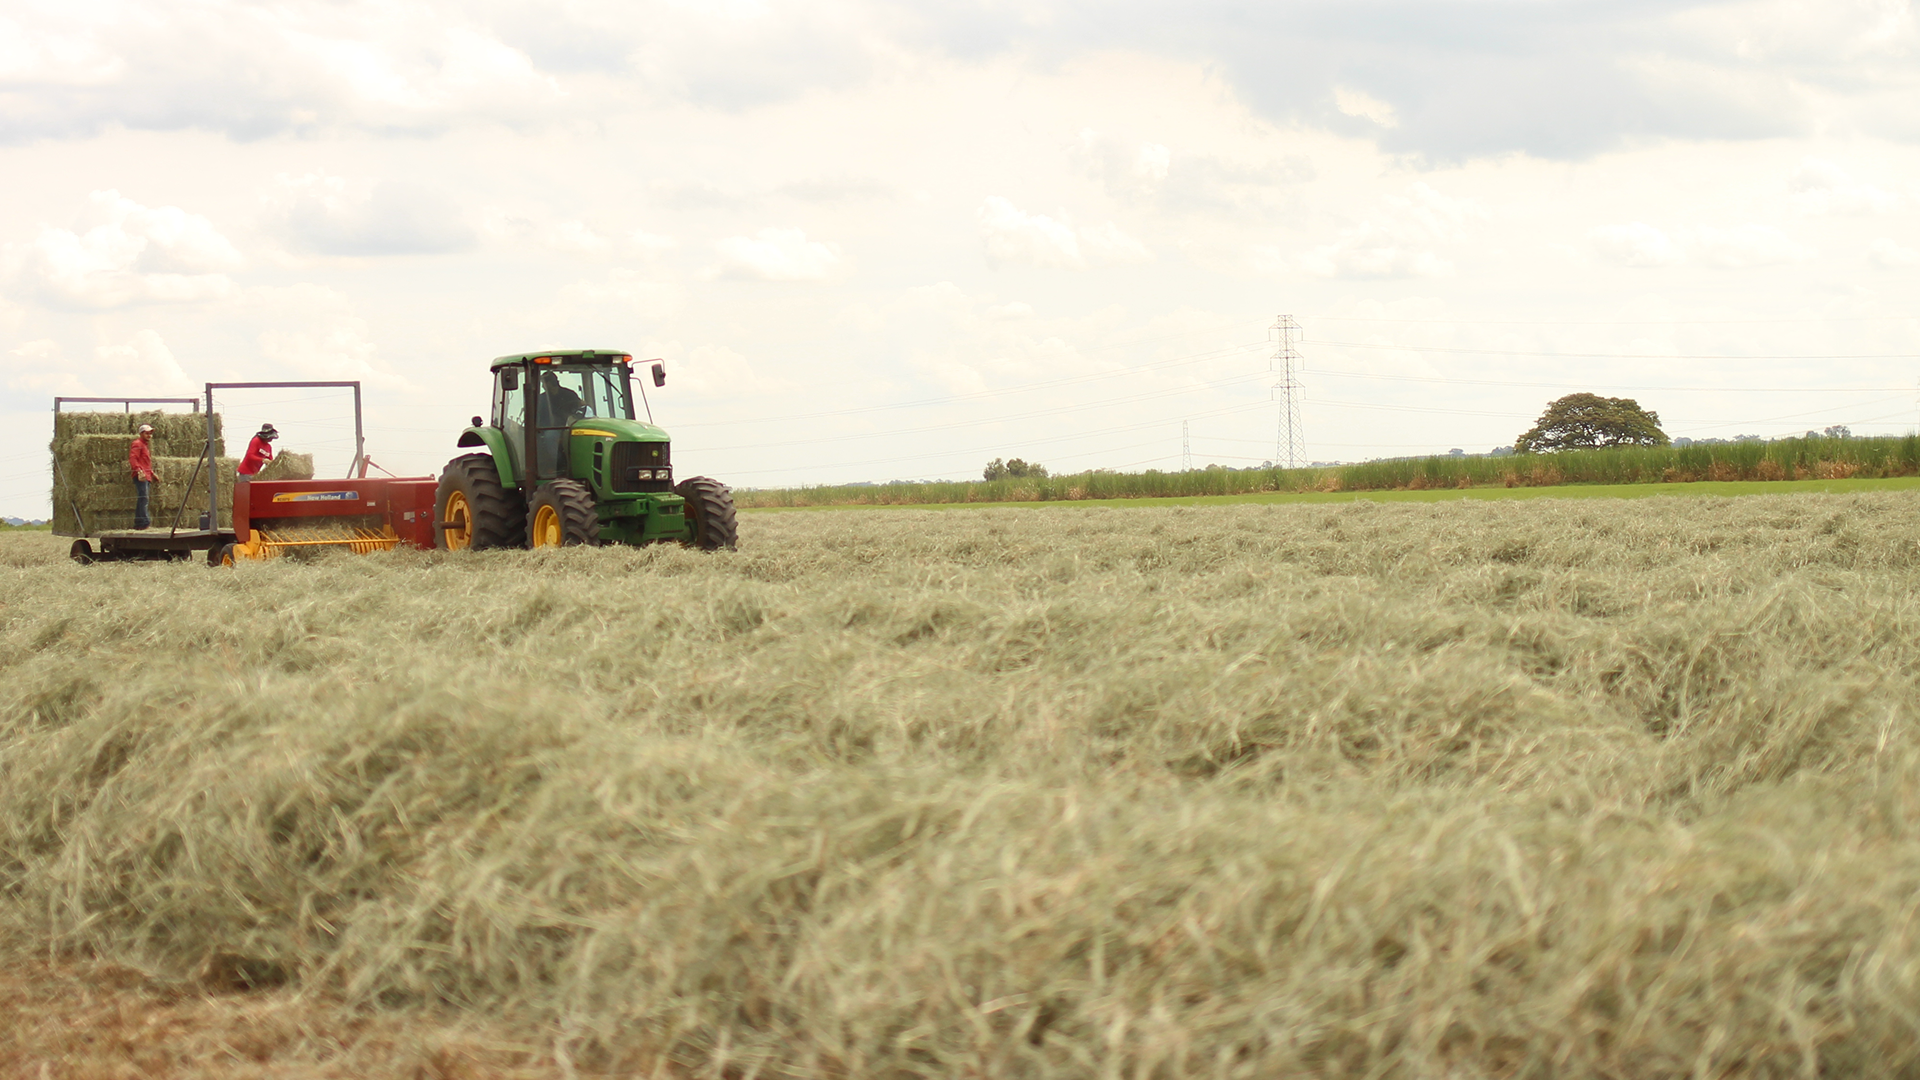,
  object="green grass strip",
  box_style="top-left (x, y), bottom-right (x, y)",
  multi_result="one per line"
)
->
top-left (743, 474), bottom-right (1920, 512)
